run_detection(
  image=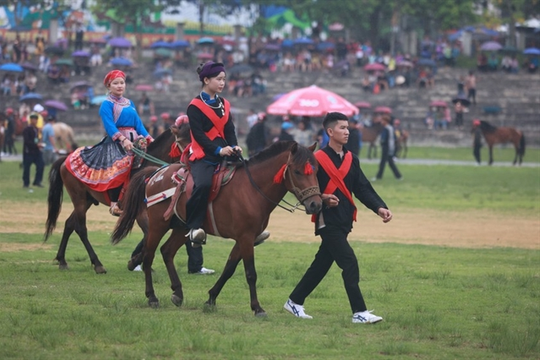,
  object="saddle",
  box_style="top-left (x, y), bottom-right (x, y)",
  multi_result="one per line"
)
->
top-left (146, 161), bottom-right (237, 223)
